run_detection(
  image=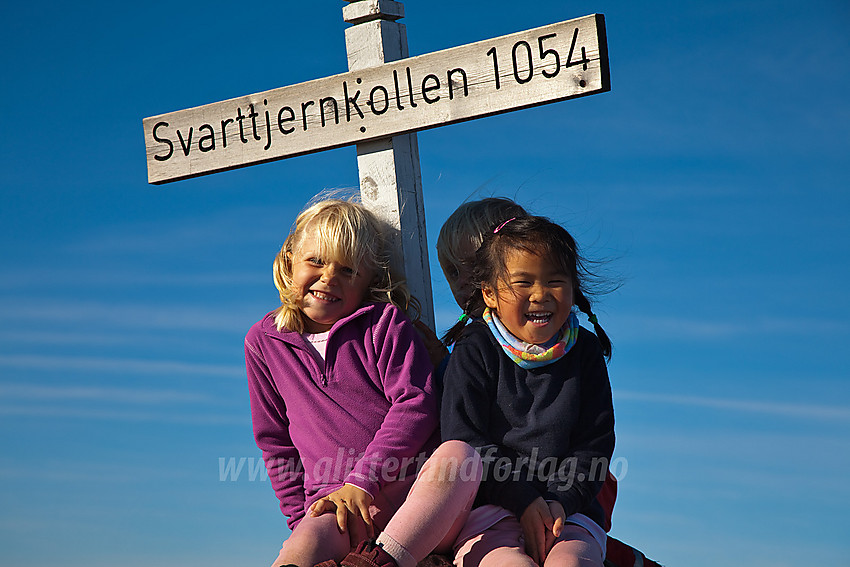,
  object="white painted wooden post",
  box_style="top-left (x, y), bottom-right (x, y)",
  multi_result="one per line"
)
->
top-left (343, 0), bottom-right (435, 330)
